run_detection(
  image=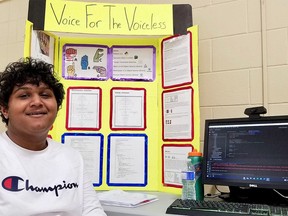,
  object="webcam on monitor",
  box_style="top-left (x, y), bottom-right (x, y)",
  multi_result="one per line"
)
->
top-left (244, 106), bottom-right (267, 118)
